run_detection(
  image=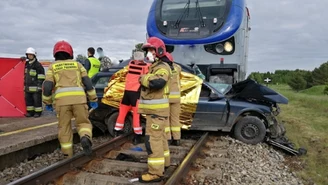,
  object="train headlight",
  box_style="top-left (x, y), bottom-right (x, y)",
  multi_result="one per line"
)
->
top-left (215, 44), bottom-right (224, 53)
top-left (224, 42), bottom-right (233, 52)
